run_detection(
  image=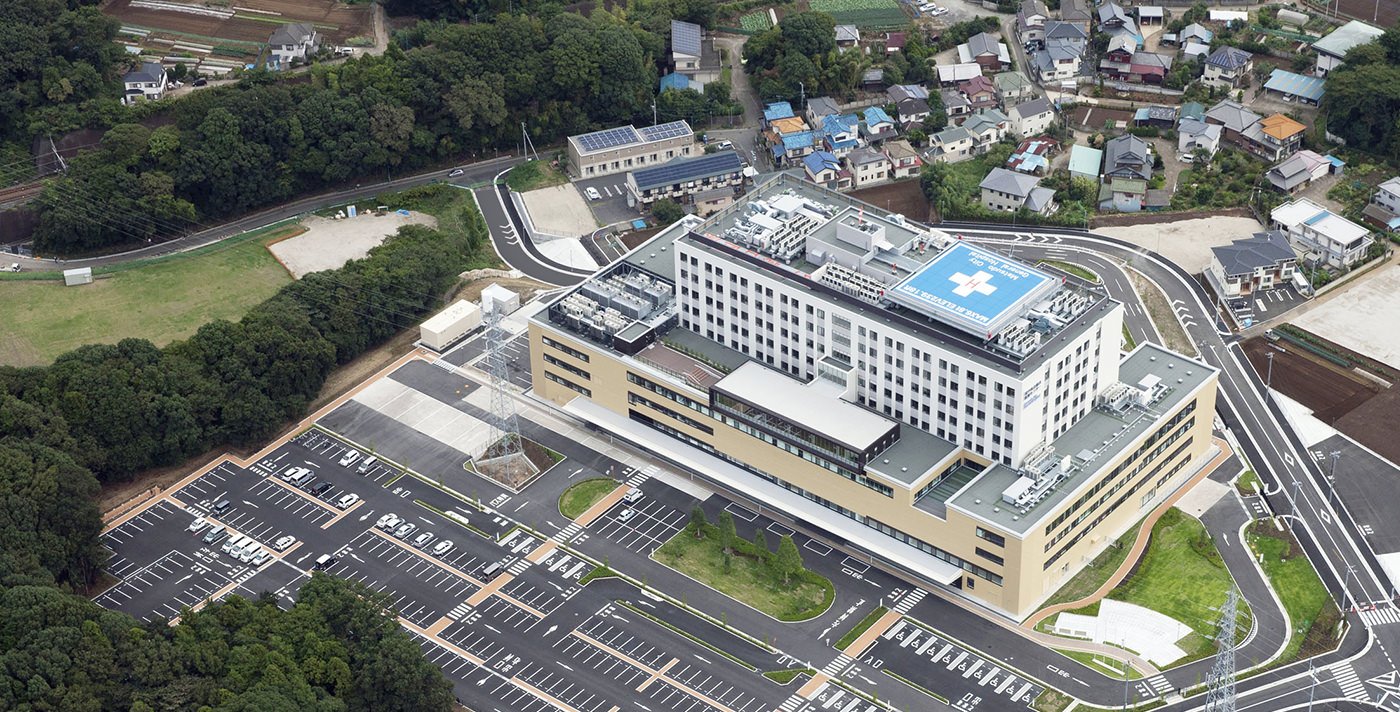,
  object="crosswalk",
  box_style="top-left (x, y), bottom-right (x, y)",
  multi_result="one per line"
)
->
top-left (777, 693), bottom-right (807, 712)
top-left (820, 653), bottom-right (853, 677)
top-left (1143, 674), bottom-right (1172, 696)
top-left (1359, 604), bottom-right (1400, 627)
top-left (626, 464), bottom-right (658, 488)
top-left (893, 588), bottom-right (926, 614)
top-left (555, 521), bottom-right (583, 543)
top-left (447, 601), bottom-right (472, 621)
top-left (1331, 661), bottom-right (1370, 701)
